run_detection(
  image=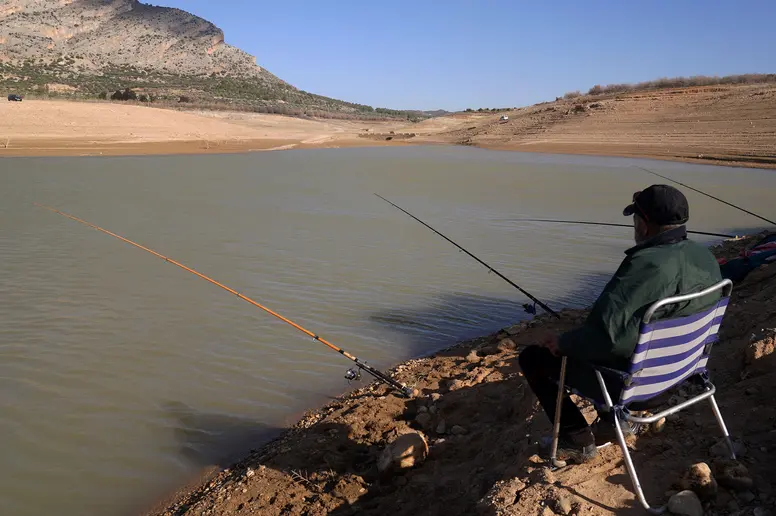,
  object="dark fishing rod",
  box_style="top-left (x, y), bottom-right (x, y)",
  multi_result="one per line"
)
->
top-left (374, 194), bottom-right (560, 319)
top-left (635, 165), bottom-right (776, 226)
top-left (500, 218), bottom-right (737, 239)
top-left (376, 195), bottom-right (568, 468)
top-left (36, 203), bottom-right (416, 398)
